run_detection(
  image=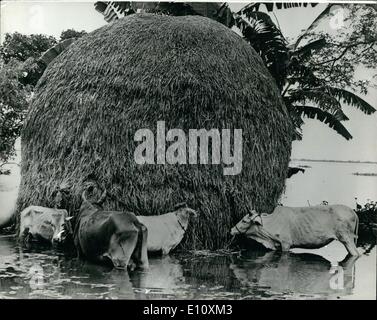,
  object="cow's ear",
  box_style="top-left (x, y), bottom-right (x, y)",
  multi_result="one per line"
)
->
top-left (254, 216), bottom-right (263, 226)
